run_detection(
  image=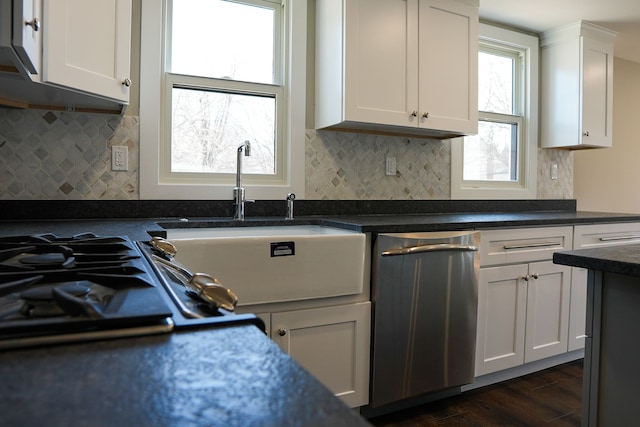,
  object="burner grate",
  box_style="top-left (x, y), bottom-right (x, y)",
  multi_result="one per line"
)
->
top-left (0, 233), bottom-right (174, 349)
